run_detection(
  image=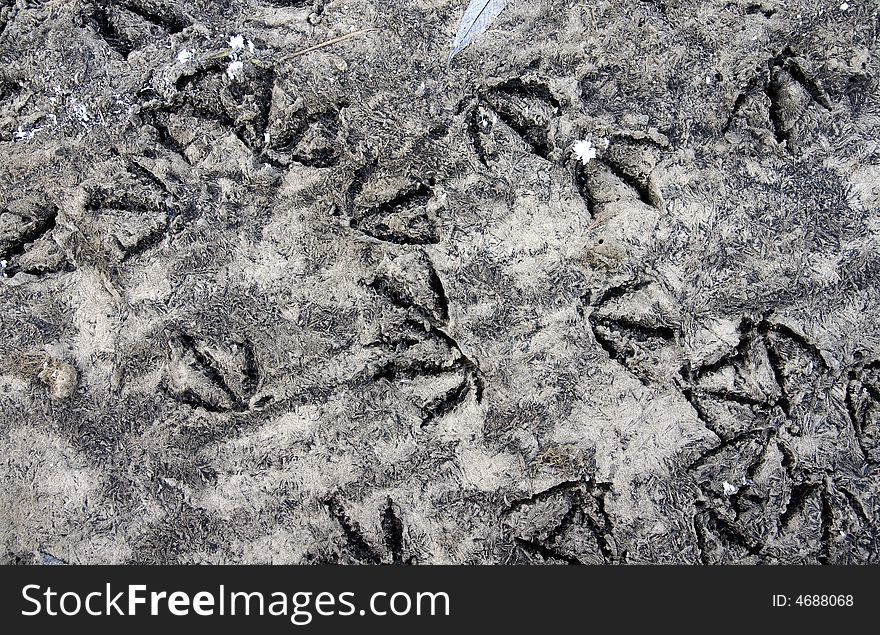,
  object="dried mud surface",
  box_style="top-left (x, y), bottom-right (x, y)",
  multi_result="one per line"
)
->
top-left (1, 0), bottom-right (879, 564)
